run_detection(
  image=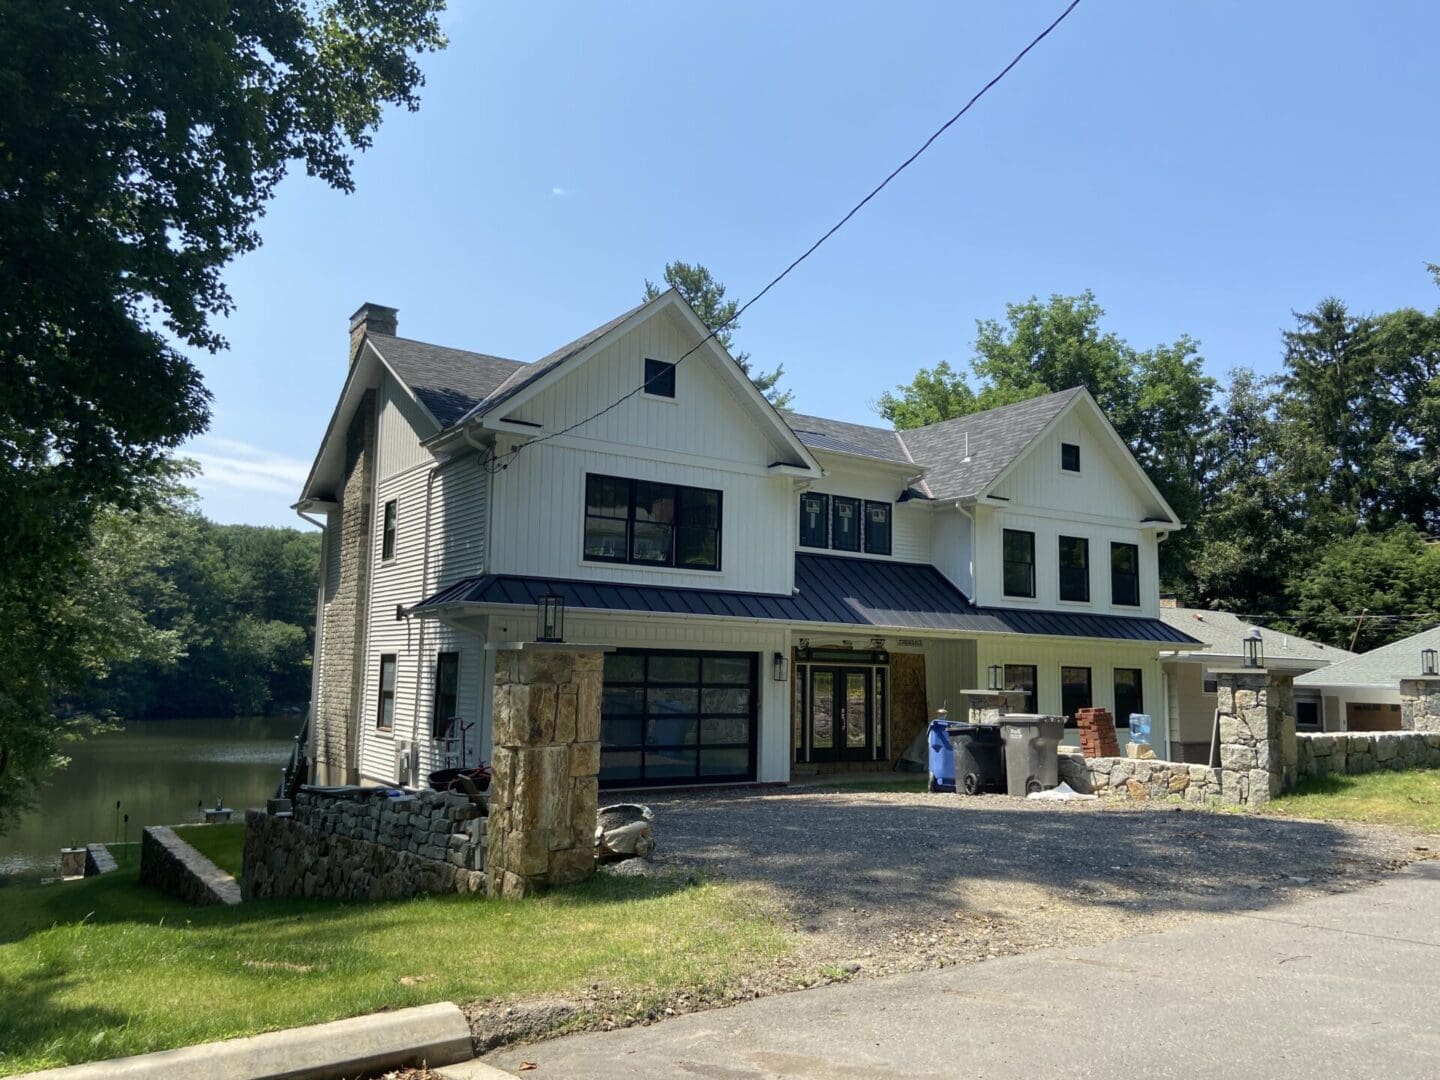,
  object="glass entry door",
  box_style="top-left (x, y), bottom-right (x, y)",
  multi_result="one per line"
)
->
top-left (808, 666), bottom-right (876, 762)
